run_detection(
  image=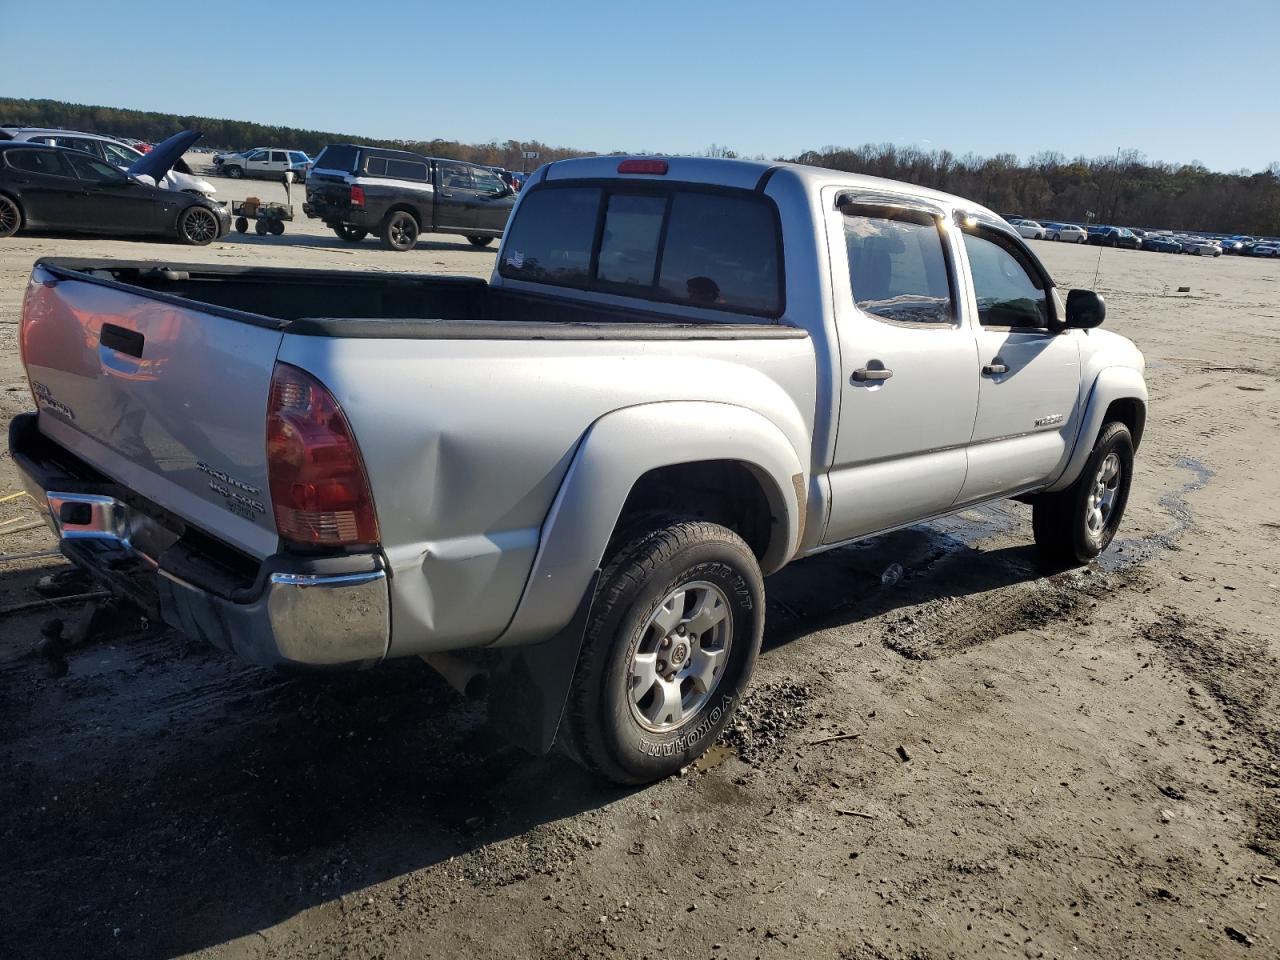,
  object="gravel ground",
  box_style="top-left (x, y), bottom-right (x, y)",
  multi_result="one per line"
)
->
top-left (0, 164), bottom-right (1278, 959)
